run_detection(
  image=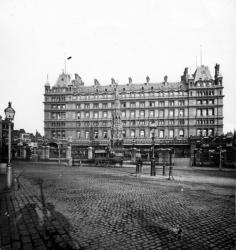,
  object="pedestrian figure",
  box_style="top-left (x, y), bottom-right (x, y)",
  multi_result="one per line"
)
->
top-left (168, 165), bottom-right (174, 180)
top-left (13, 170), bottom-right (24, 191)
